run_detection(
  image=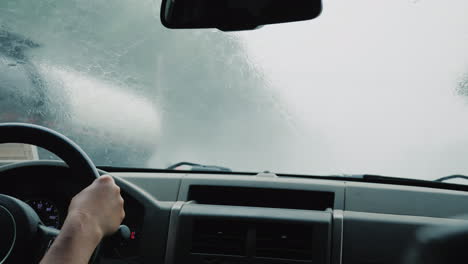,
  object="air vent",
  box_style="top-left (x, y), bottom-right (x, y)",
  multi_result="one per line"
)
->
top-left (188, 185), bottom-right (334, 211)
top-left (256, 222), bottom-right (314, 261)
top-left (191, 219), bottom-right (247, 256)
